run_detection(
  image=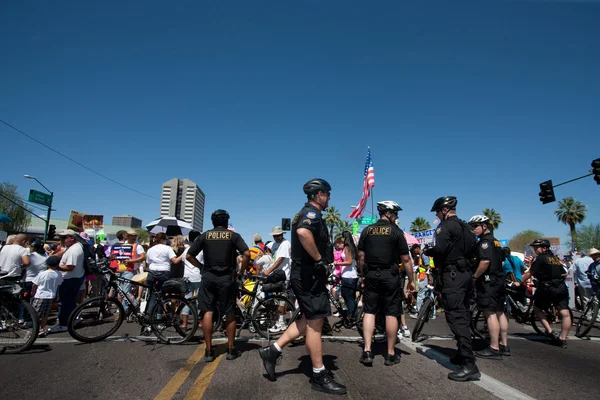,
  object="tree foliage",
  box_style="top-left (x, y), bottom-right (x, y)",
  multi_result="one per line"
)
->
top-left (134, 228), bottom-right (150, 245)
top-left (554, 197), bottom-right (587, 250)
top-left (0, 182), bottom-right (32, 234)
top-left (410, 217), bottom-right (431, 233)
top-left (482, 208), bottom-right (502, 230)
top-left (323, 206), bottom-right (342, 240)
top-left (508, 229), bottom-right (544, 253)
top-left (568, 223), bottom-right (600, 252)
top-left (334, 220), bottom-right (352, 237)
